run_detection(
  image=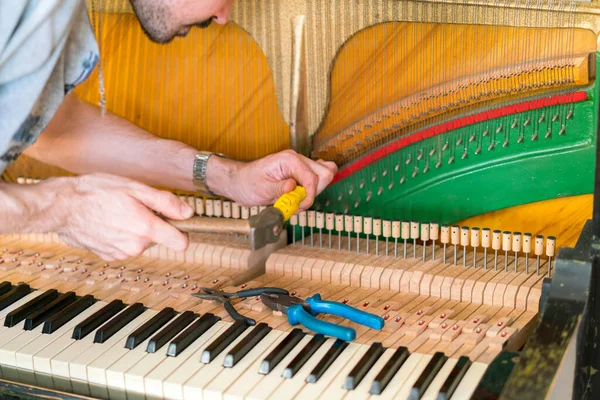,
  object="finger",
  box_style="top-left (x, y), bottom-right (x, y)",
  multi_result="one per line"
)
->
top-left (274, 179), bottom-right (297, 198)
top-left (279, 155), bottom-right (318, 210)
top-left (300, 157), bottom-right (337, 195)
top-left (146, 213), bottom-right (190, 252)
top-left (129, 185), bottom-right (194, 220)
